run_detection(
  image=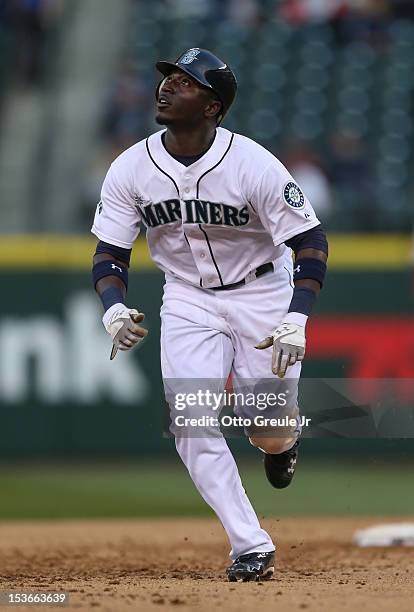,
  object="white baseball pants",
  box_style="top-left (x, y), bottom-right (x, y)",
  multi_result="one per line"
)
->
top-left (160, 254), bottom-right (301, 560)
